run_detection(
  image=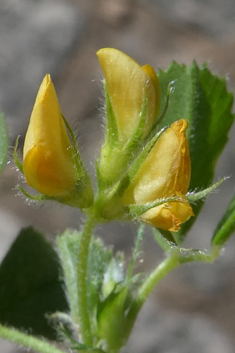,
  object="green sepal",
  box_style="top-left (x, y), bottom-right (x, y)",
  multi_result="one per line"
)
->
top-left (95, 187), bottom-right (125, 221)
top-left (14, 136), bottom-right (24, 174)
top-left (212, 193), bottom-right (235, 246)
top-left (18, 185), bottom-right (48, 201)
top-left (95, 159), bottom-right (103, 192)
top-left (126, 195), bottom-right (184, 220)
top-left (62, 115), bottom-right (94, 208)
top-left (124, 88), bottom-right (148, 152)
top-left (18, 177), bottom-right (94, 210)
top-left (98, 144), bottom-right (127, 187)
top-left (98, 86), bottom-right (156, 187)
top-left (103, 82), bottom-right (119, 147)
top-left (186, 177), bottom-right (226, 202)
top-left (98, 82), bottom-right (122, 186)
top-left (68, 175), bottom-right (94, 209)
